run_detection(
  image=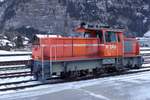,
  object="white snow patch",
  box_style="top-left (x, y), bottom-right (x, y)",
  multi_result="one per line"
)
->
top-left (23, 41), bottom-right (29, 45)
top-left (143, 17), bottom-right (148, 23)
top-left (144, 31), bottom-right (150, 37)
top-left (0, 65), bottom-right (25, 68)
top-left (78, 89), bottom-right (110, 100)
top-left (140, 47), bottom-right (150, 50)
top-left (0, 50), bottom-right (31, 55)
top-left (0, 50), bottom-right (31, 61)
top-left (0, 39), bottom-right (13, 46)
top-left (138, 37), bottom-right (150, 47)
top-left (0, 55), bottom-right (31, 62)
top-left (142, 64), bottom-right (150, 67)
top-left (143, 4), bottom-right (149, 10)
top-left (0, 76), bottom-right (33, 84)
top-left (0, 68), bottom-right (30, 74)
top-left (0, 0), bottom-right (4, 2)
top-left (136, 12), bottom-right (143, 16)
top-left (140, 50), bottom-right (150, 54)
